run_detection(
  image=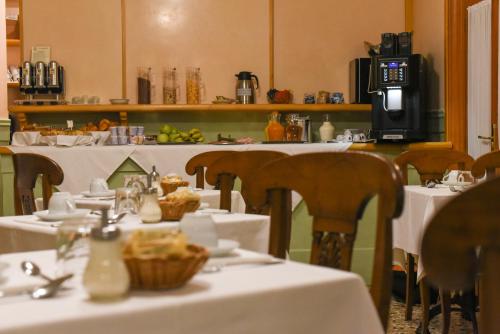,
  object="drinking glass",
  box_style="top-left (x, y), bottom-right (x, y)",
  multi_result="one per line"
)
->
top-left (115, 187), bottom-right (141, 214)
top-left (56, 217), bottom-right (99, 284)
